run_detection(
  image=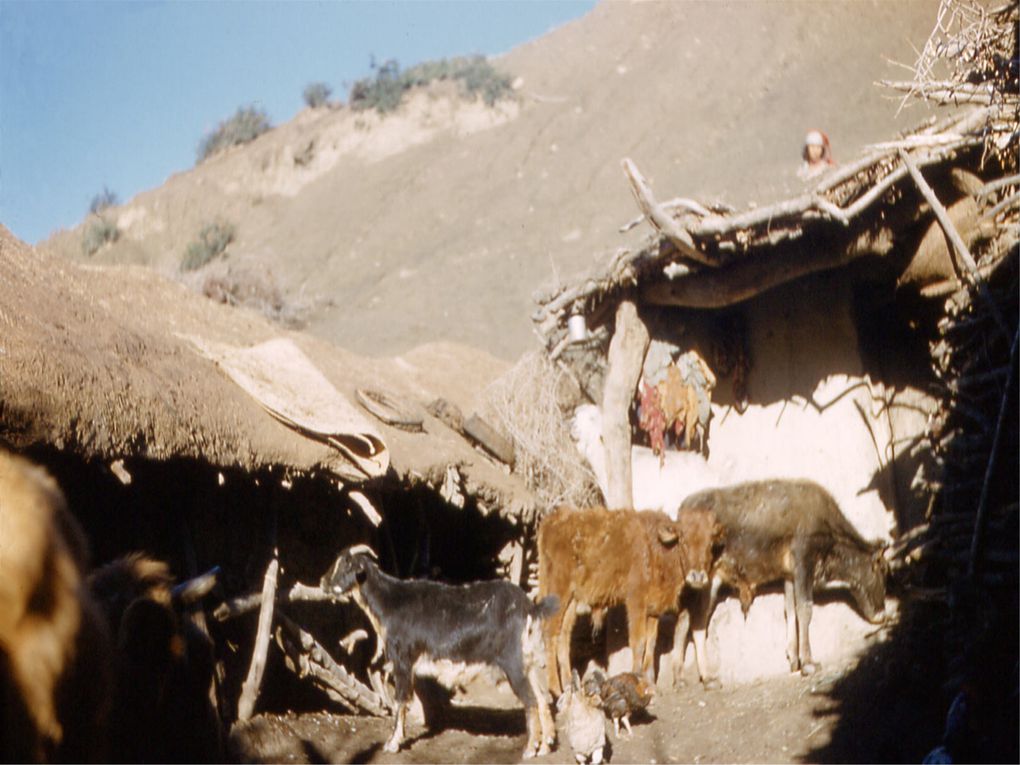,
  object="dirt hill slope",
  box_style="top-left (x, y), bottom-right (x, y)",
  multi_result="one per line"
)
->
top-left (42, 0), bottom-right (943, 359)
